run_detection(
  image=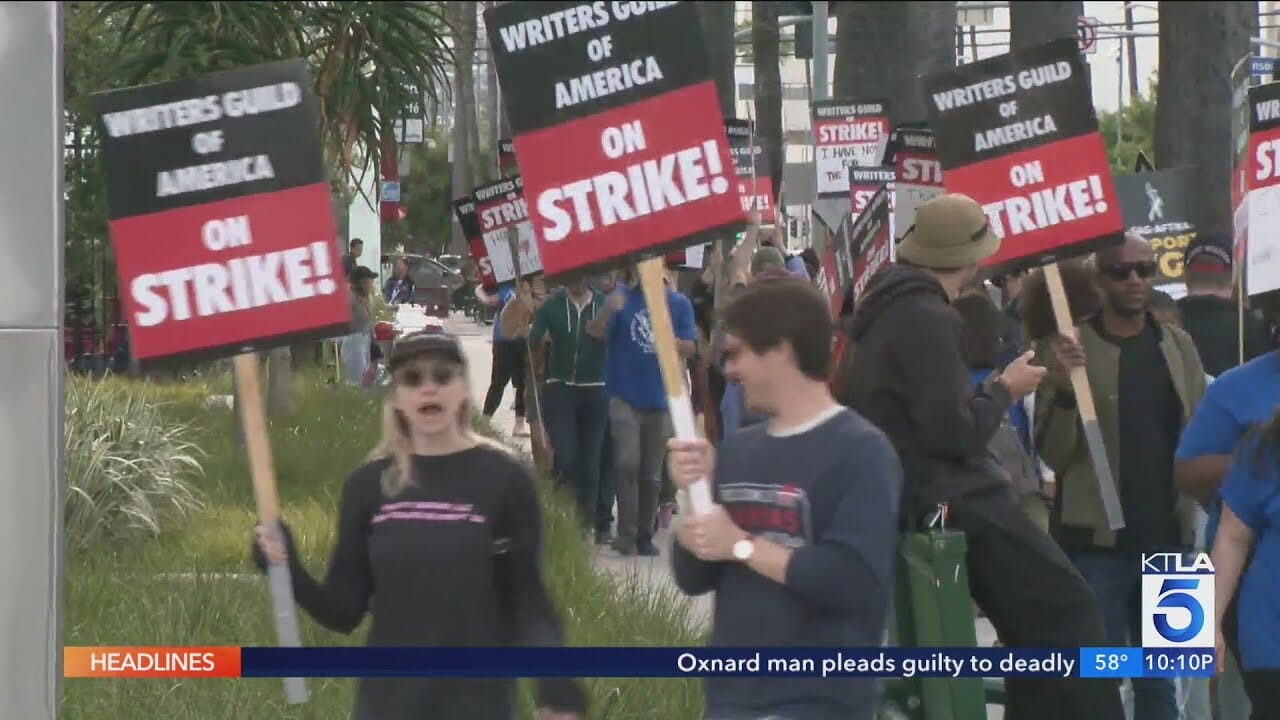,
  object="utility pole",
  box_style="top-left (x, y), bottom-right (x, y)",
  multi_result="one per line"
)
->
top-left (1123, 3), bottom-right (1140, 100)
top-left (812, 1), bottom-right (828, 101)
